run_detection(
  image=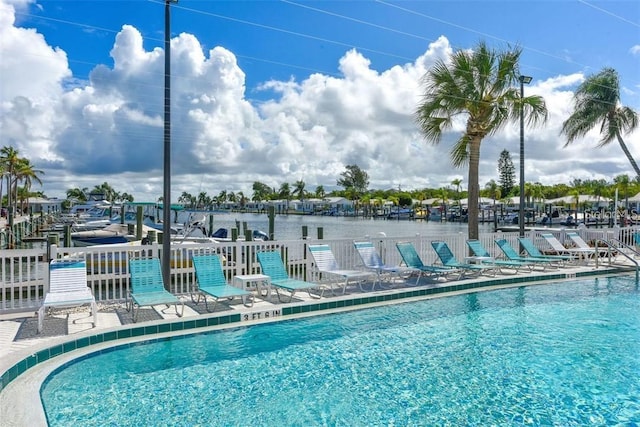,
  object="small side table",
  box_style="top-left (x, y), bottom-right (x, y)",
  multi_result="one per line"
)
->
top-left (464, 256), bottom-right (493, 265)
top-left (233, 274), bottom-right (272, 301)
